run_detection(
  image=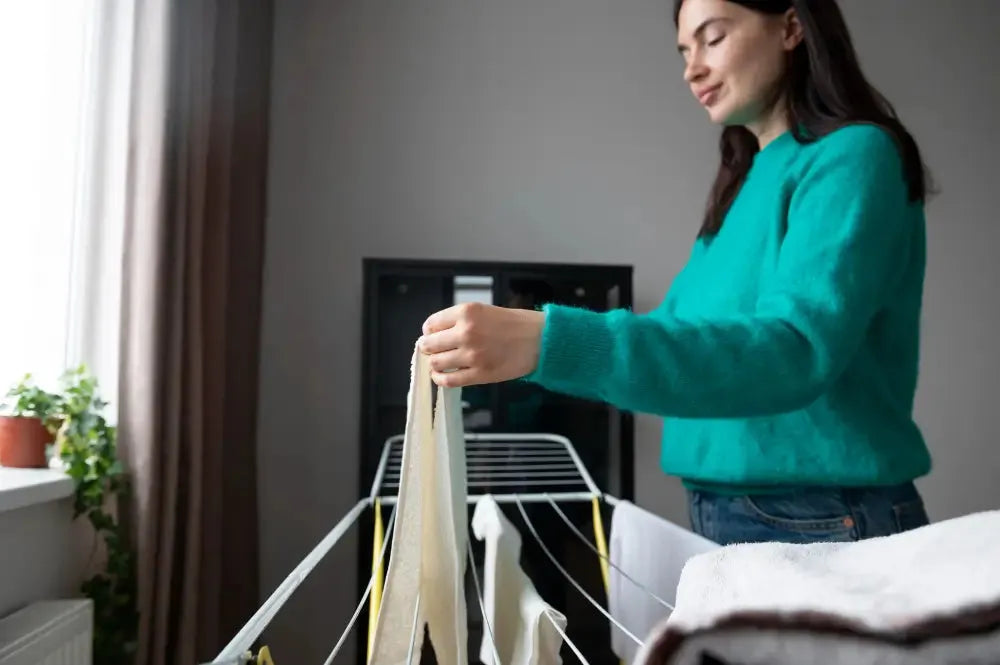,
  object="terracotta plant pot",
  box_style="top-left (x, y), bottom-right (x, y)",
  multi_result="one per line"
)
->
top-left (0, 415), bottom-right (53, 468)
